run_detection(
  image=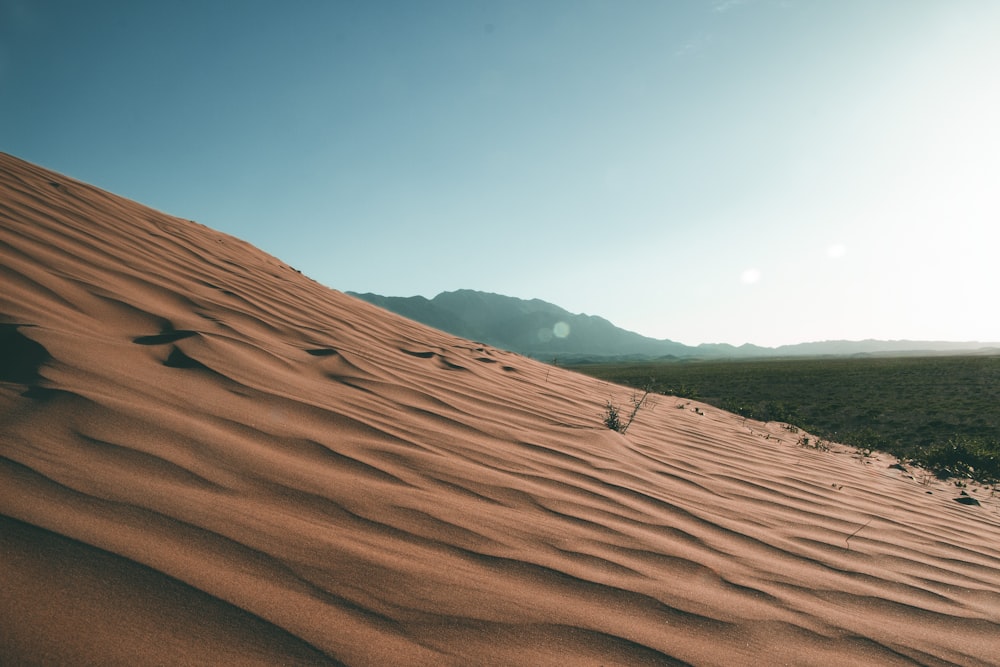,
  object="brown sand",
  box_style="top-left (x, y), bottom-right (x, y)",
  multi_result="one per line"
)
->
top-left (1, 152), bottom-right (998, 665)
